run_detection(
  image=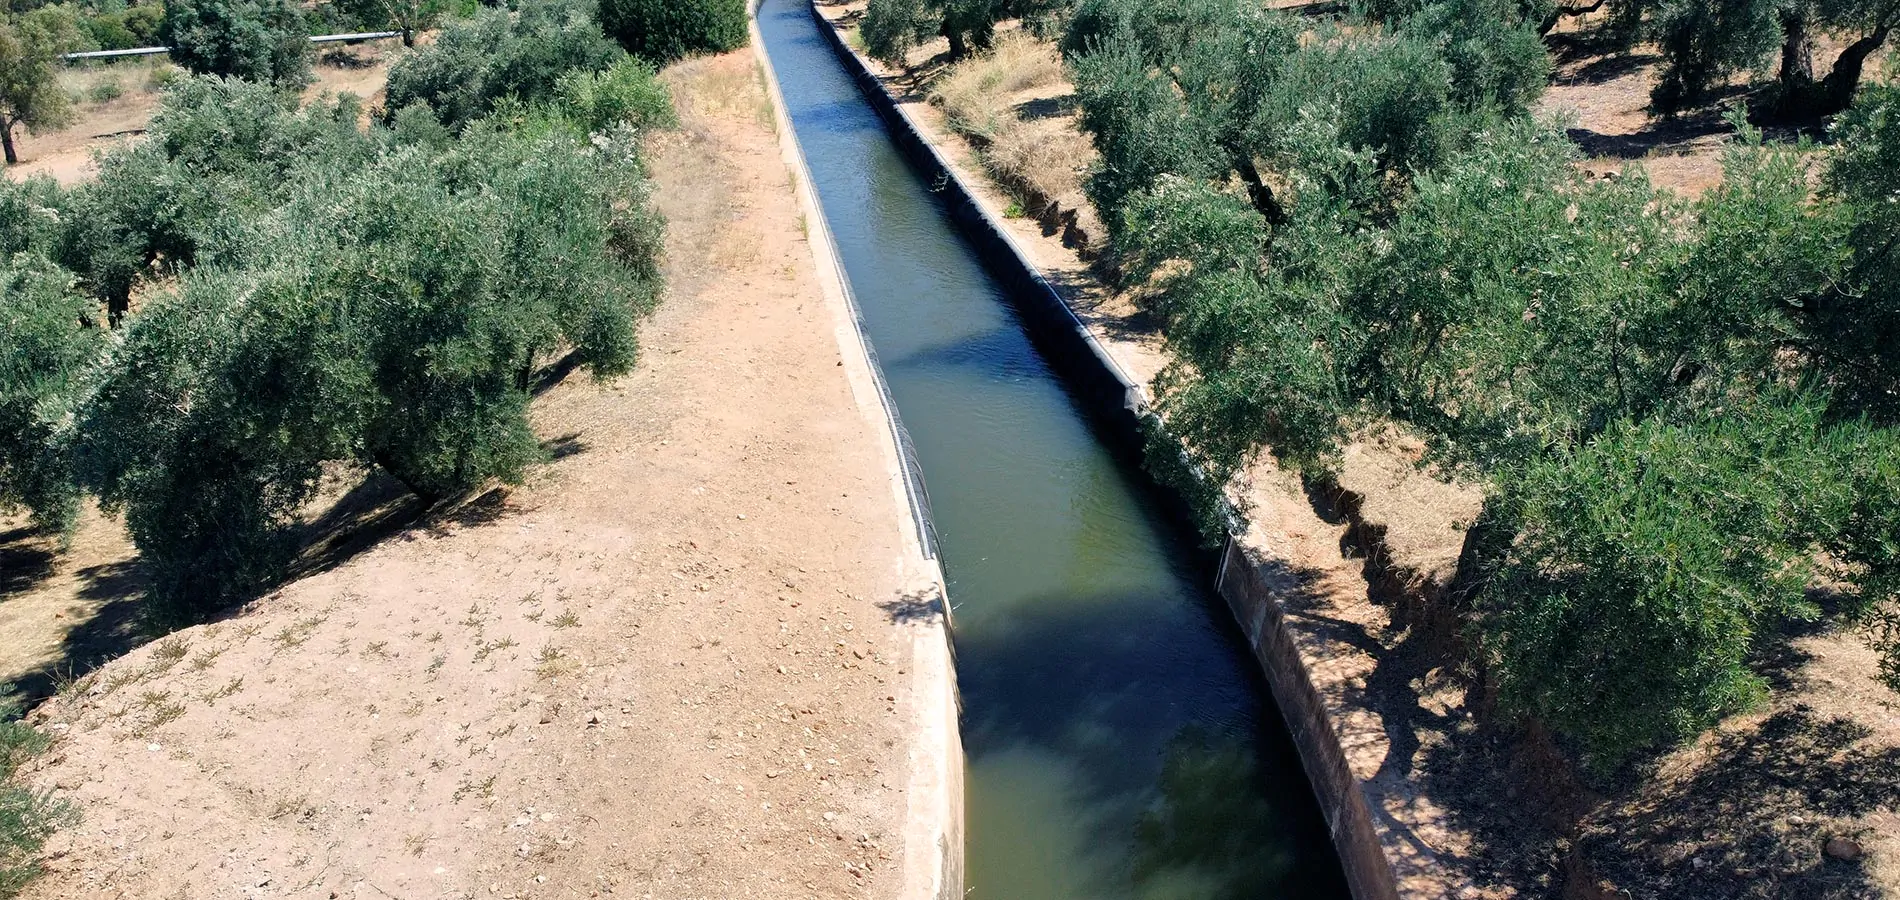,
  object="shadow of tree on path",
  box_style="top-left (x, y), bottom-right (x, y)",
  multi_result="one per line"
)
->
top-left (1579, 705), bottom-right (1895, 899)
